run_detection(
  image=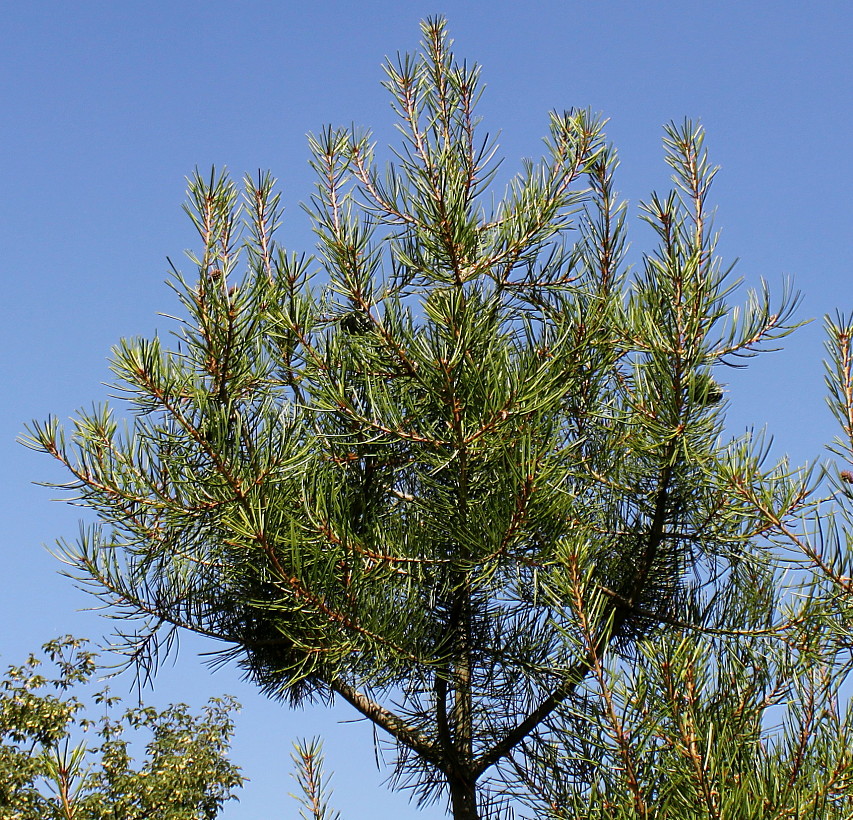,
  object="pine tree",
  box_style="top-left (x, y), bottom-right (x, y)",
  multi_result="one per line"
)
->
top-left (26, 19), bottom-right (853, 818)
